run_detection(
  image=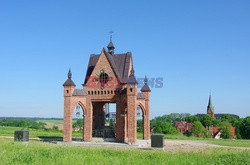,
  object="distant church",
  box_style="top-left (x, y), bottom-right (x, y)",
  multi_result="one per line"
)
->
top-left (176, 94), bottom-right (237, 138)
top-left (197, 94), bottom-right (239, 120)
